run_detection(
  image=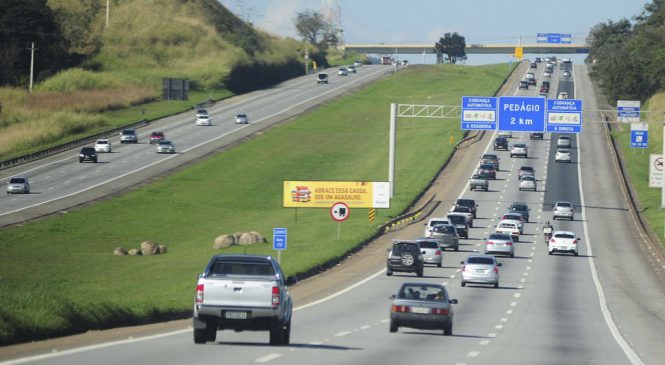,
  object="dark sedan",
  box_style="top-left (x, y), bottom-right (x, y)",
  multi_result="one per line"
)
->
top-left (494, 137), bottom-right (508, 150)
top-left (478, 163), bottom-right (496, 179)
